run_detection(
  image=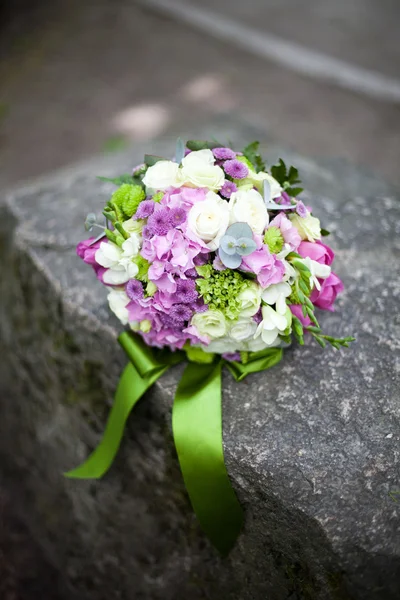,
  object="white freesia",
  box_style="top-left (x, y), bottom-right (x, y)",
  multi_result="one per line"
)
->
top-left (95, 241), bottom-right (122, 269)
top-left (229, 189), bottom-right (269, 234)
top-left (122, 234), bottom-right (140, 258)
top-left (237, 282), bottom-right (262, 317)
top-left (261, 282), bottom-right (292, 314)
top-left (254, 304), bottom-right (292, 346)
top-left (300, 257), bottom-right (331, 291)
top-left (229, 318), bottom-right (257, 342)
top-left (96, 239), bottom-right (139, 285)
top-left (142, 160), bottom-right (181, 192)
top-left (187, 191), bottom-right (230, 250)
top-left (289, 211), bottom-right (321, 242)
top-left (107, 289), bottom-right (130, 325)
top-left (191, 309), bottom-right (227, 339)
top-left (276, 244), bottom-right (297, 283)
top-left (180, 149), bottom-right (225, 191)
